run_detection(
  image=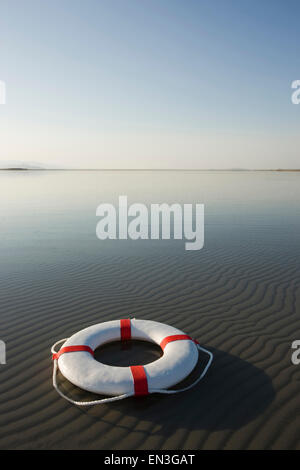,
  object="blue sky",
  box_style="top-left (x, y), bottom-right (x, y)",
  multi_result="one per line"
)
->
top-left (0, 0), bottom-right (299, 168)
